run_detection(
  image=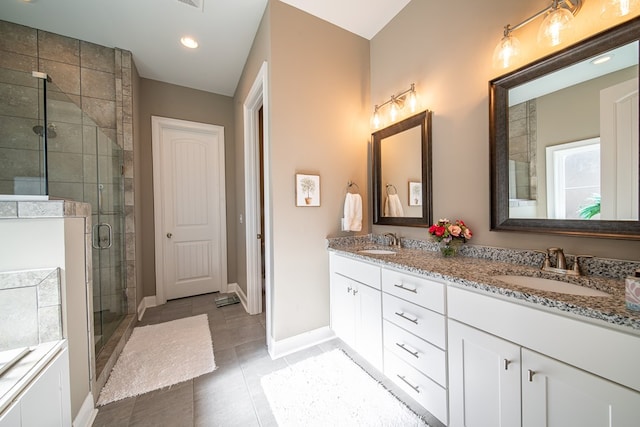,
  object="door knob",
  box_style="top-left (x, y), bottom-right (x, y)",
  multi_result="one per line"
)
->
top-left (167, 233), bottom-right (173, 238)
